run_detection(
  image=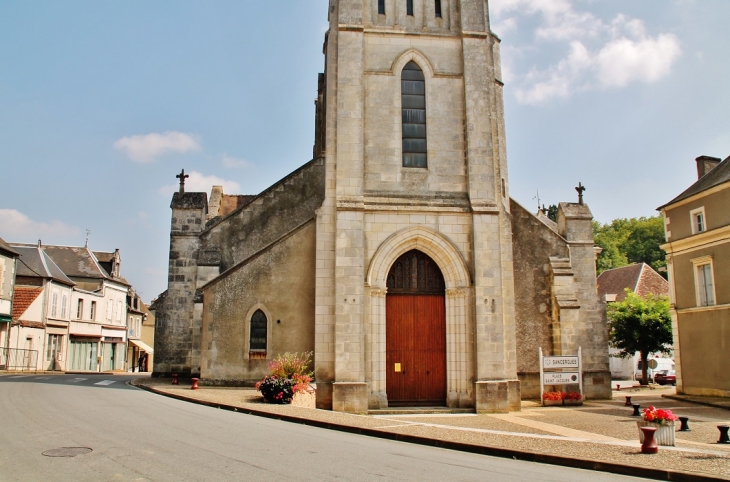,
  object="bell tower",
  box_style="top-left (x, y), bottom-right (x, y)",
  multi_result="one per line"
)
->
top-left (314, 0), bottom-right (520, 413)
